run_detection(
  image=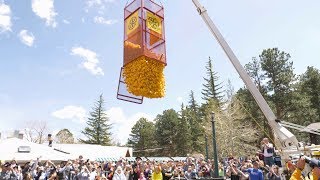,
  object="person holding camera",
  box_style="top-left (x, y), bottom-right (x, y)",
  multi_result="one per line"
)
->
top-left (162, 163), bottom-right (173, 180)
top-left (266, 165), bottom-right (281, 180)
top-left (57, 160), bottom-right (73, 179)
top-left (289, 157), bottom-right (320, 180)
top-left (77, 166), bottom-right (90, 180)
top-left (0, 162), bottom-right (18, 180)
top-left (226, 160), bottom-right (240, 180)
top-left (173, 165), bottom-right (184, 179)
top-left (262, 138), bottom-right (275, 167)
